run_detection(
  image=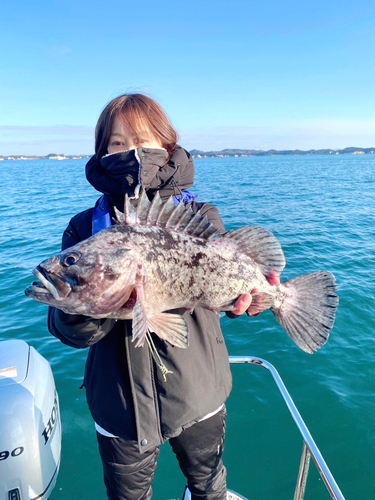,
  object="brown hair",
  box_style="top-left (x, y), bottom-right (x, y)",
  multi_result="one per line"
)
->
top-left (95, 93), bottom-right (178, 160)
